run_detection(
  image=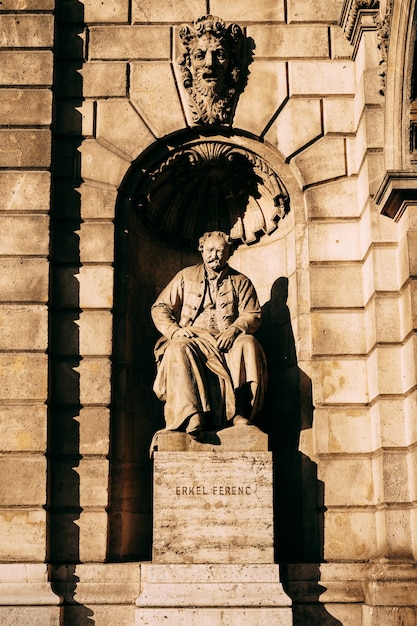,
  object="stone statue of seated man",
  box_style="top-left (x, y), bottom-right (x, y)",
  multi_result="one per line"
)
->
top-left (151, 231), bottom-right (267, 440)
